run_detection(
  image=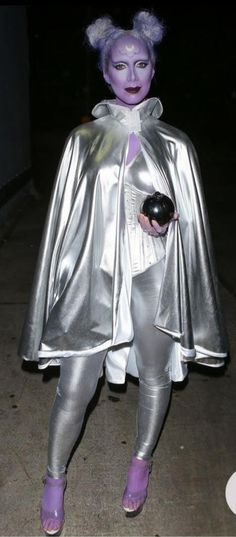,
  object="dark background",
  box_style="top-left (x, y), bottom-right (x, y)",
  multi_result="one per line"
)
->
top-left (26, 3), bottom-right (236, 293)
top-left (27, 3), bottom-right (235, 134)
